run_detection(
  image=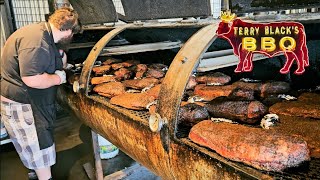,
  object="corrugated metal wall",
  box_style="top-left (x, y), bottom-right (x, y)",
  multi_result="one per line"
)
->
top-left (11, 0), bottom-right (49, 29)
top-left (1, 1), bottom-right (12, 52)
top-left (211, 0), bottom-right (221, 18)
top-left (112, 0), bottom-right (125, 16)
